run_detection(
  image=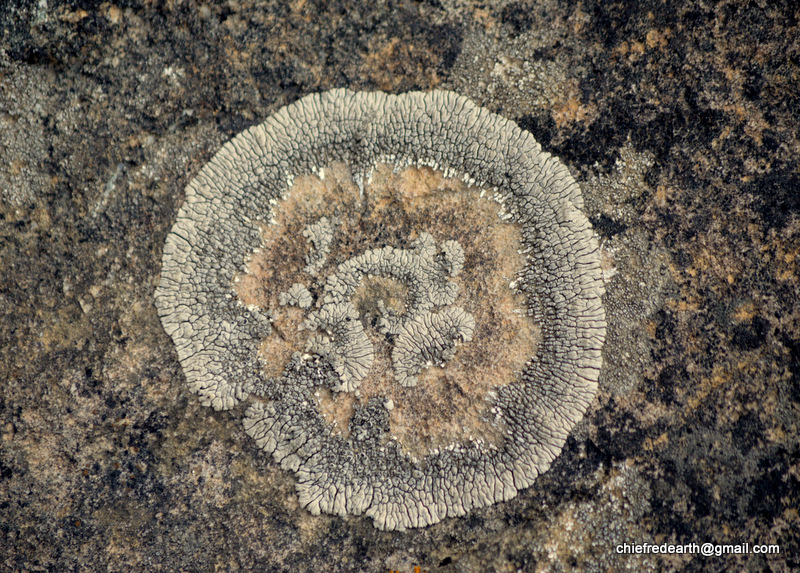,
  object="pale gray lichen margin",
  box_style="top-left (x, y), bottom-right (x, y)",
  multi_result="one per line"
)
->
top-left (154, 89), bottom-right (606, 530)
